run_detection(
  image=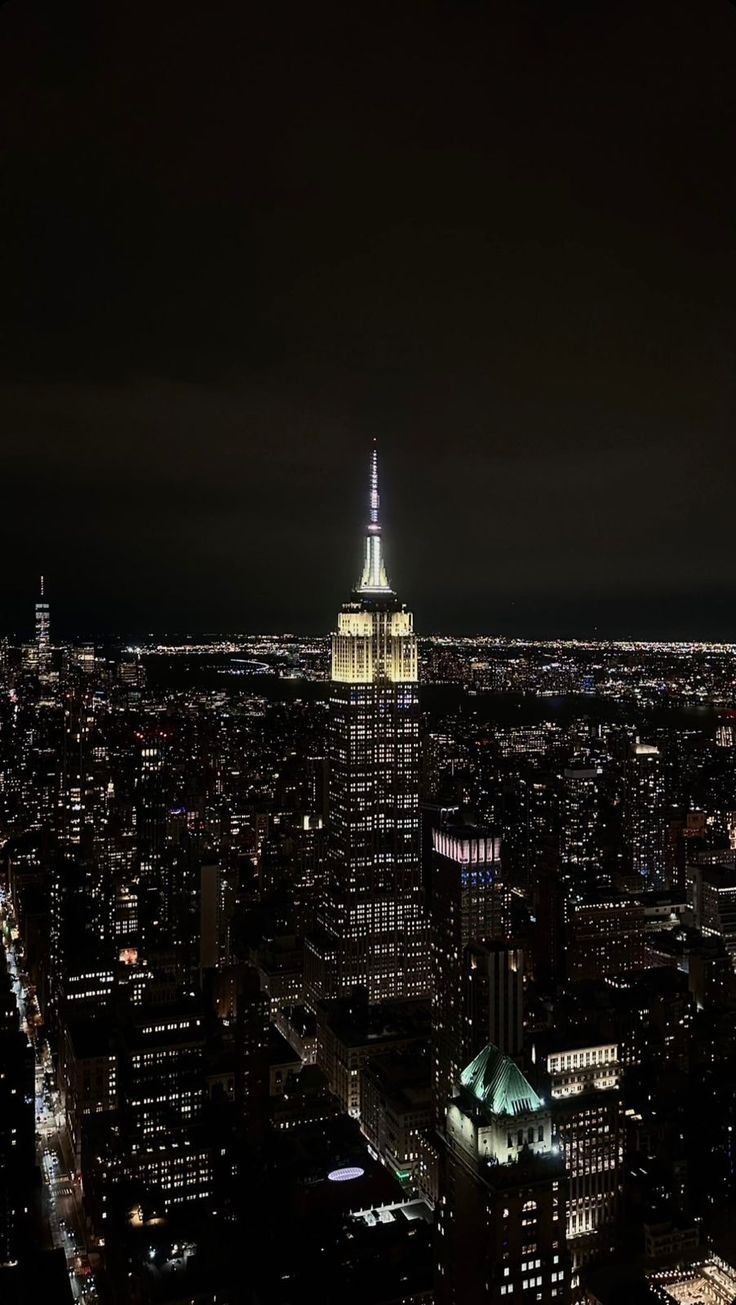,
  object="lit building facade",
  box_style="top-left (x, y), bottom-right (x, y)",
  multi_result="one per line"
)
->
top-left (307, 449), bottom-right (428, 1003)
top-left (699, 864), bottom-right (736, 967)
top-left (34, 575), bottom-right (50, 677)
top-left (120, 1001), bottom-right (206, 1140)
top-left (436, 1043), bottom-right (570, 1304)
top-left (533, 1037), bottom-right (623, 1270)
top-left (626, 741), bottom-right (666, 889)
top-left (566, 897), bottom-right (649, 980)
top-left (561, 764), bottom-right (603, 903)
